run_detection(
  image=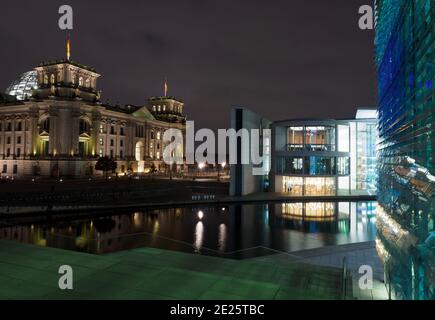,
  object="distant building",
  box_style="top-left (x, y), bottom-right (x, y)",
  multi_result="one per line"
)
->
top-left (230, 108), bottom-right (377, 197)
top-left (0, 45), bottom-right (186, 179)
top-left (270, 109), bottom-right (377, 196)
